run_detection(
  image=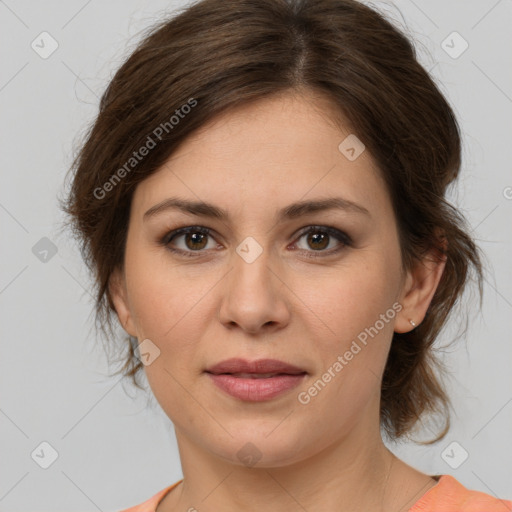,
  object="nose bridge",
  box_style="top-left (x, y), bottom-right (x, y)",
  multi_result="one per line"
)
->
top-left (231, 235), bottom-right (275, 302)
top-left (218, 234), bottom-right (289, 332)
